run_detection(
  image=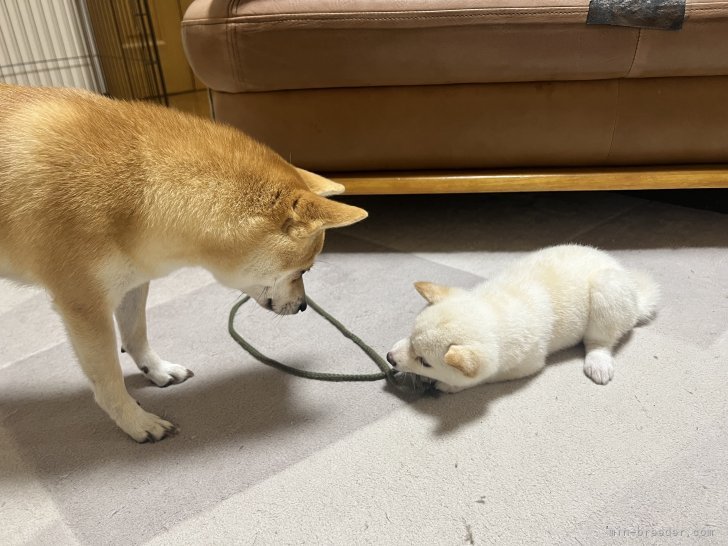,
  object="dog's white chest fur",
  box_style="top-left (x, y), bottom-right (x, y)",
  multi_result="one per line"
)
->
top-left (389, 245), bottom-right (659, 392)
